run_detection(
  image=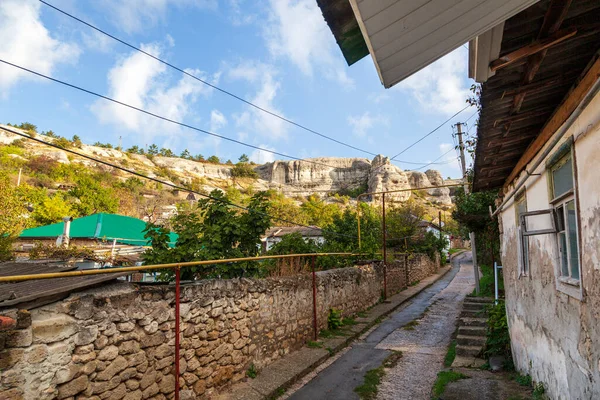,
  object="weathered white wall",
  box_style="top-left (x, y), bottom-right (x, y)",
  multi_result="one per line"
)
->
top-left (500, 88), bottom-right (600, 399)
